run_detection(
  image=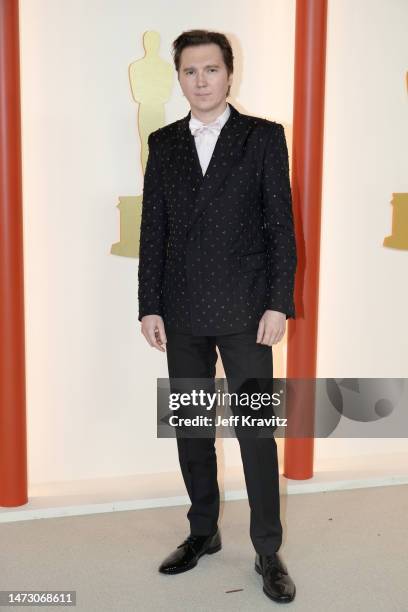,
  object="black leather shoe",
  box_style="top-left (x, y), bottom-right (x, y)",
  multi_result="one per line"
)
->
top-left (159, 529), bottom-right (222, 575)
top-left (255, 552), bottom-right (296, 603)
